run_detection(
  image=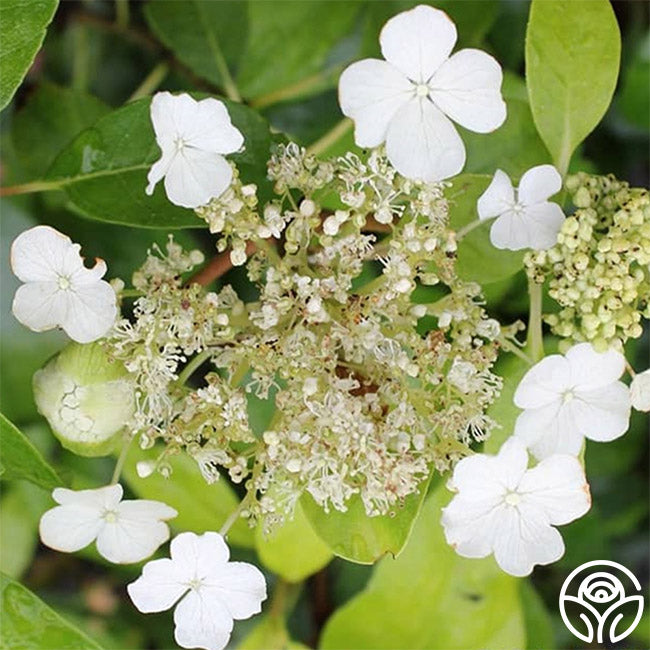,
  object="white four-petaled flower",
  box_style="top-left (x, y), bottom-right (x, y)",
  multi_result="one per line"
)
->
top-left (128, 531), bottom-right (267, 650)
top-left (146, 92), bottom-right (244, 209)
top-left (477, 165), bottom-right (565, 250)
top-left (11, 225), bottom-right (117, 343)
top-left (630, 368), bottom-right (650, 412)
top-left (39, 484), bottom-right (177, 564)
top-left (514, 343), bottom-right (631, 459)
top-left (338, 4), bottom-right (506, 182)
top-left (442, 437), bottom-right (590, 577)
